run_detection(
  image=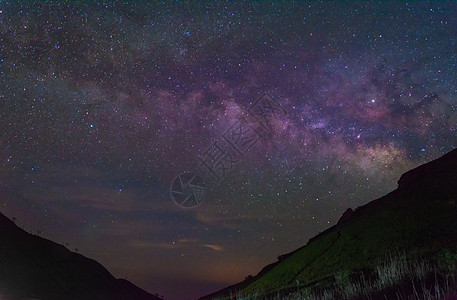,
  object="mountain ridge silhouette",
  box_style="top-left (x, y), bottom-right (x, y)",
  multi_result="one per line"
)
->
top-left (0, 211), bottom-right (162, 300)
top-left (200, 149), bottom-right (457, 299)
